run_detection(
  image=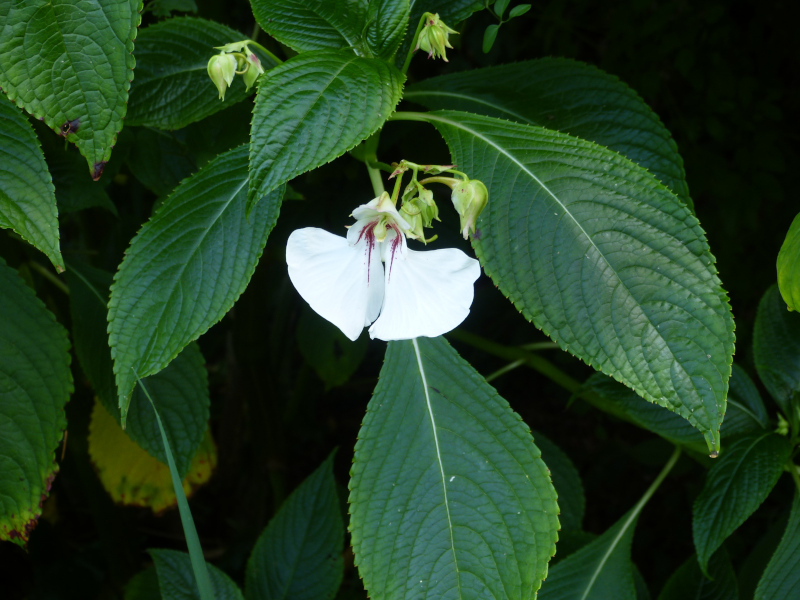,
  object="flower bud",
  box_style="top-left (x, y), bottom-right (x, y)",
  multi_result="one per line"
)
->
top-left (400, 201), bottom-right (425, 241)
top-left (416, 13), bottom-right (458, 62)
top-left (451, 180), bottom-right (488, 239)
top-left (207, 53), bottom-right (237, 100)
top-left (242, 52), bottom-right (265, 91)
